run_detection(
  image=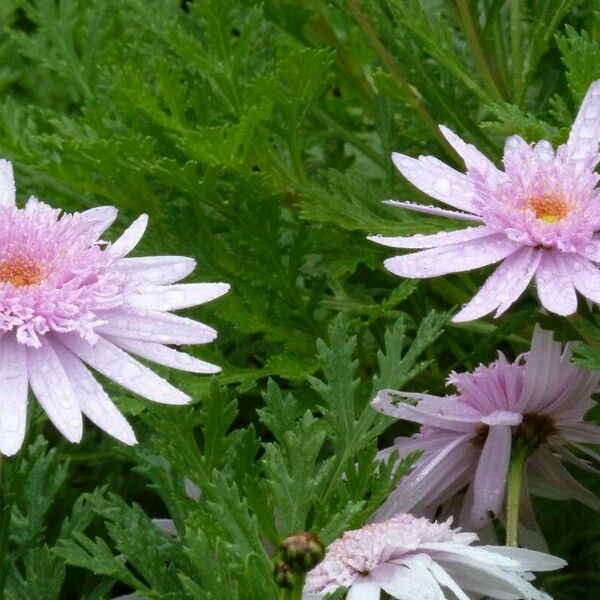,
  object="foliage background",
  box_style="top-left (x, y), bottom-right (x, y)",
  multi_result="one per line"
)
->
top-left (0, 0), bottom-right (599, 598)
